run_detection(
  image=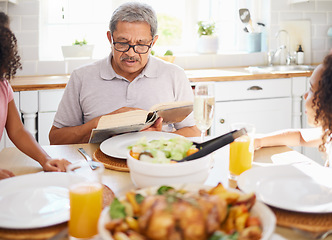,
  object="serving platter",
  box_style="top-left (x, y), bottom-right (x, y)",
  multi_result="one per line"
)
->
top-left (238, 164), bottom-right (332, 213)
top-left (0, 172), bottom-right (73, 229)
top-left (100, 131), bottom-right (181, 159)
top-left (98, 183), bottom-right (276, 240)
